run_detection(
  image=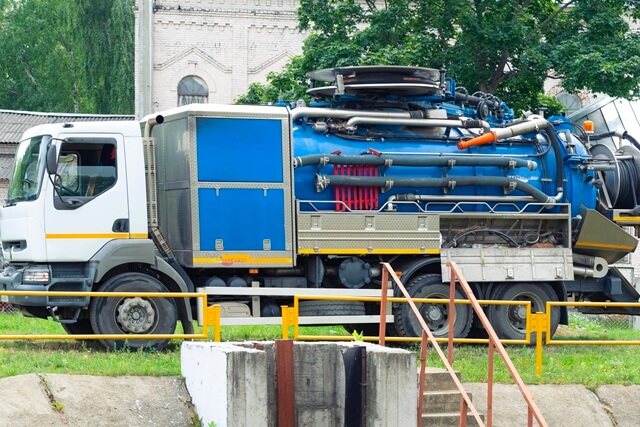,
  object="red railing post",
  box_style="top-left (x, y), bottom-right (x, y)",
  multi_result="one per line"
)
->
top-left (448, 268), bottom-right (456, 366)
top-left (487, 340), bottom-right (494, 427)
top-left (417, 329), bottom-right (428, 427)
top-left (379, 268), bottom-right (389, 346)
